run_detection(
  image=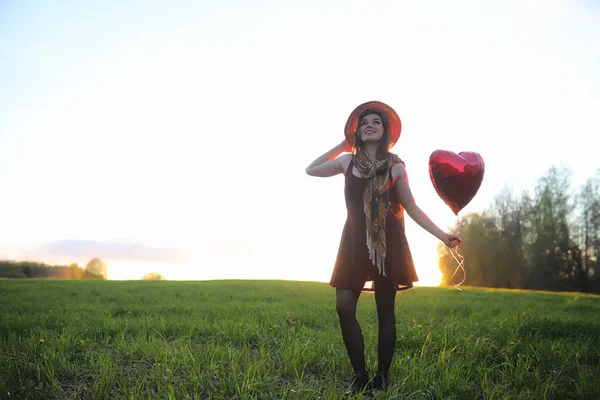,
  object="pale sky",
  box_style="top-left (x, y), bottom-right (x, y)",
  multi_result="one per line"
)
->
top-left (1, 0), bottom-right (599, 284)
